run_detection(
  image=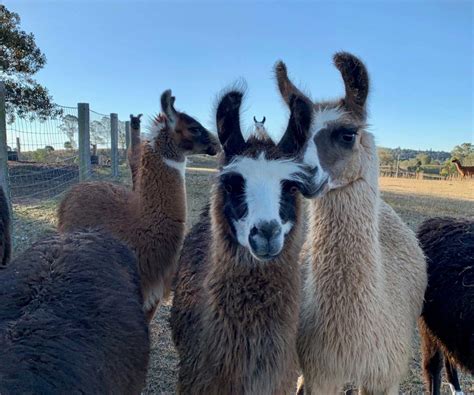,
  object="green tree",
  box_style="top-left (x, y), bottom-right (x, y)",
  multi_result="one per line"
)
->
top-left (58, 115), bottom-right (78, 148)
top-left (416, 153), bottom-right (432, 165)
top-left (64, 141), bottom-right (73, 150)
top-left (377, 147), bottom-right (394, 166)
top-left (0, 5), bottom-right (61, 121)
